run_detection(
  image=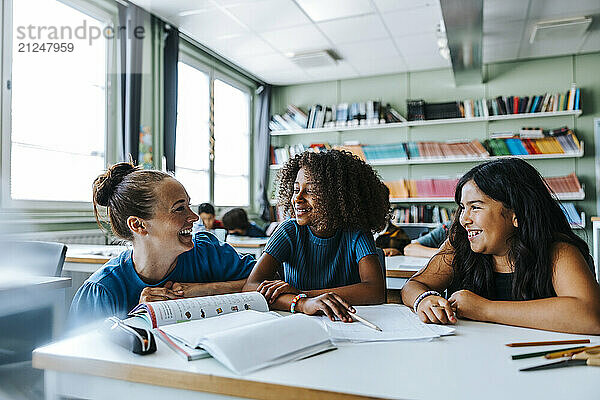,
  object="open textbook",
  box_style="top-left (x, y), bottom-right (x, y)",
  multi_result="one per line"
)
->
top-left (128, 292), bottom-right (335, 373)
